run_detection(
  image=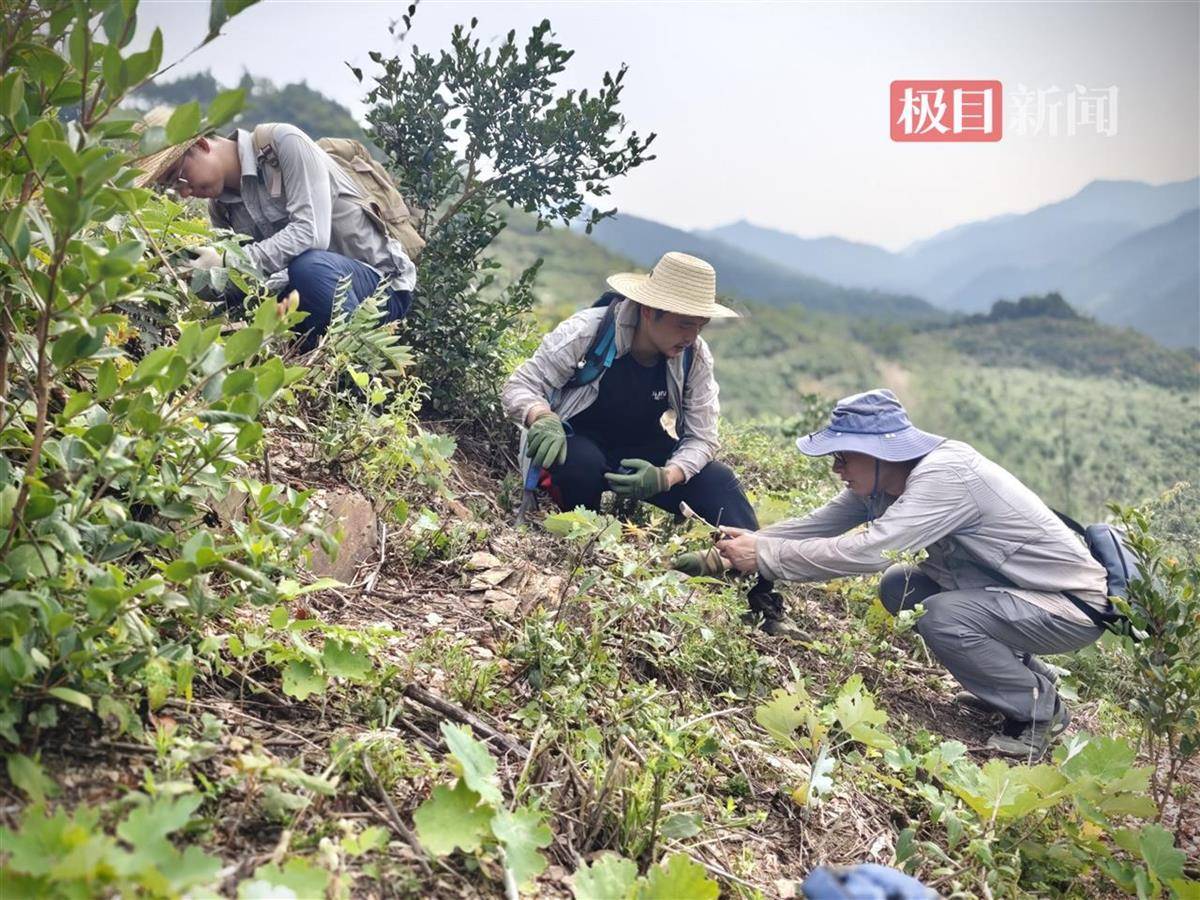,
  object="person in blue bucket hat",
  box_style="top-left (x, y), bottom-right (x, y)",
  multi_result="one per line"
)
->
top-left (715, 389), bottom-right (1111, 757)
